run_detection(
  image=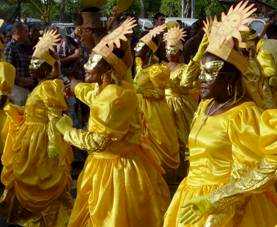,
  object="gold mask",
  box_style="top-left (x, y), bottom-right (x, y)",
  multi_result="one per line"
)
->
top-left (84, 53), bottom-right (103, 72)
top-left (29, 58), bottom-right (45, 71)
top-left (199, 60), bottom-right (224, 82)
top-left (166, 46), bottom-right (180, 56)
top-left (134, 41), bottom-right (146, 53)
